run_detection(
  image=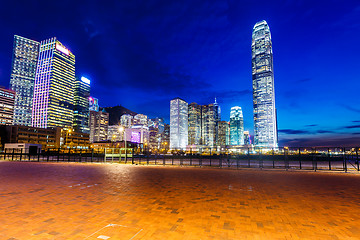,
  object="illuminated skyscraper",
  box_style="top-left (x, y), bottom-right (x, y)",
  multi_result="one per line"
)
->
top-left (201, 103), bottom-right (217, 147)
top-left (10, 35), bottom-right (39, 126)
top-left (0, 87), bottom-right (16, 125)
top-left (188, 102), bottom-right (201, 145)
top-left (230, 106), bottom-right (244, 145)
top-left (89, 109), bottom-right (109, 142)
top-left (32, 38), bottom-right (75, 128)
top-left (252, 20), bottom-right (278, 147)
top-left (73, 76), bottom-right (90, 133)
top-left (170, 98), bottom-right (188, 150)
top-left (217, 121), bottom-right (229, 146)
